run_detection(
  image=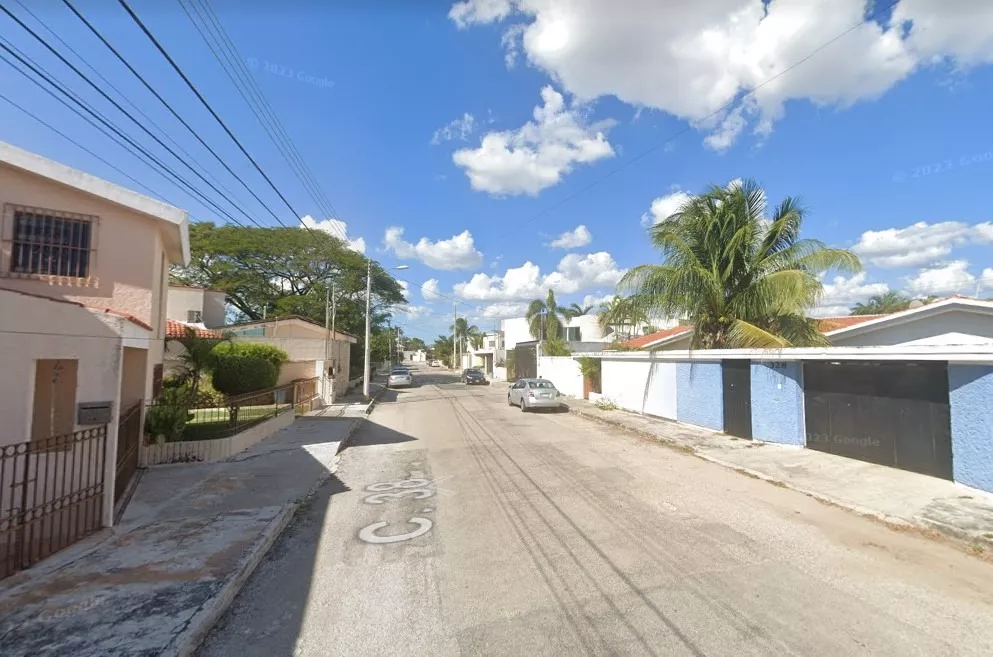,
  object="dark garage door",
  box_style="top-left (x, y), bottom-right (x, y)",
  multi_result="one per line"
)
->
top-left (514, 342), bottom-right (538, 381)
top-left (803, 361), bottom-right (952, 480)
top-left (722, 360), bottom-right (752, 439)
